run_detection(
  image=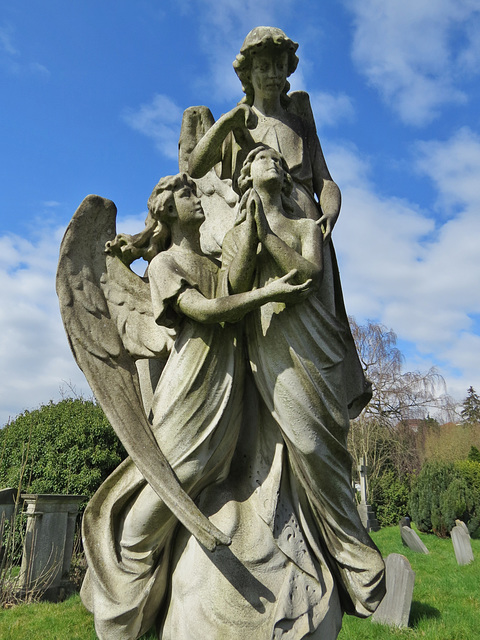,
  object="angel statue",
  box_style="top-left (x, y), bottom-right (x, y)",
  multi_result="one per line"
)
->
top-left (57, 172), bottom-right (312, 639)
top-left (57, 25), bottom-right (385, 640)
